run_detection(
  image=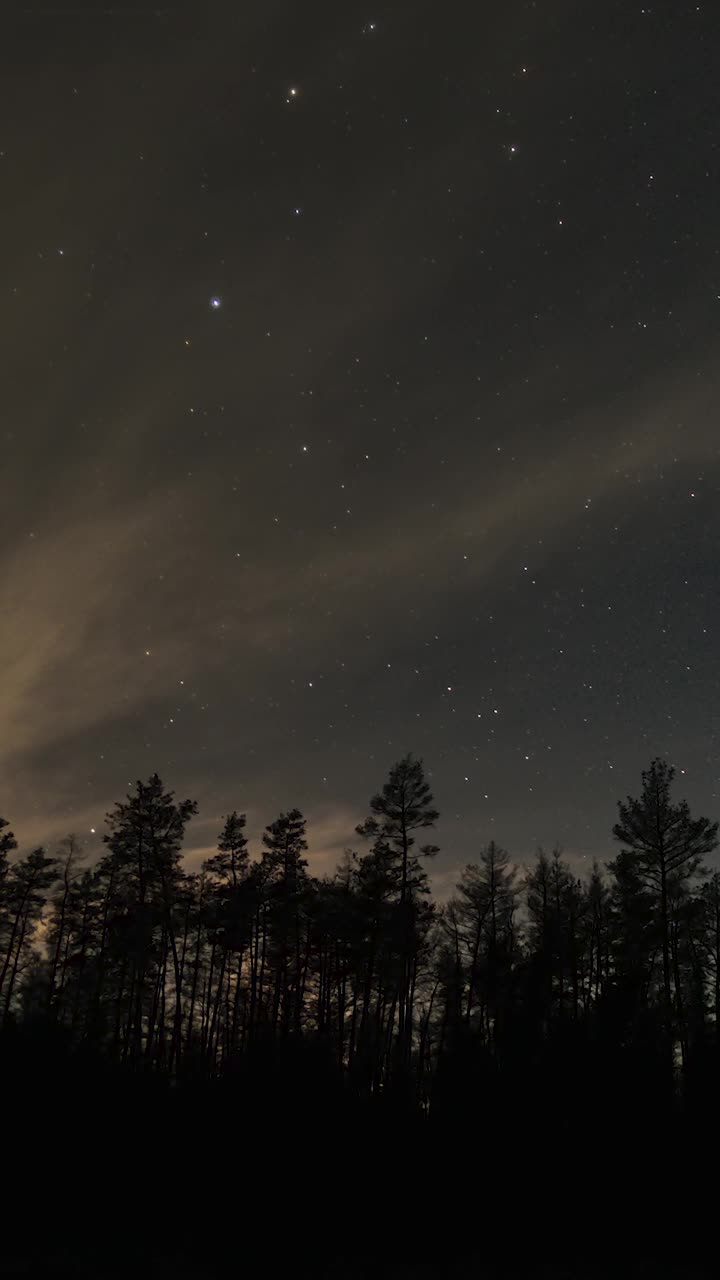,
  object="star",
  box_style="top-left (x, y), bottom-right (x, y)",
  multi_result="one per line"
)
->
top-left (209, 296), bottom-right (222, 310)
